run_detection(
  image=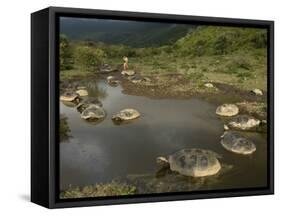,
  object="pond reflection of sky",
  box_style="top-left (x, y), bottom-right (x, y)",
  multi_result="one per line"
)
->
top-left (60, 80), bottom-right (267, 191)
